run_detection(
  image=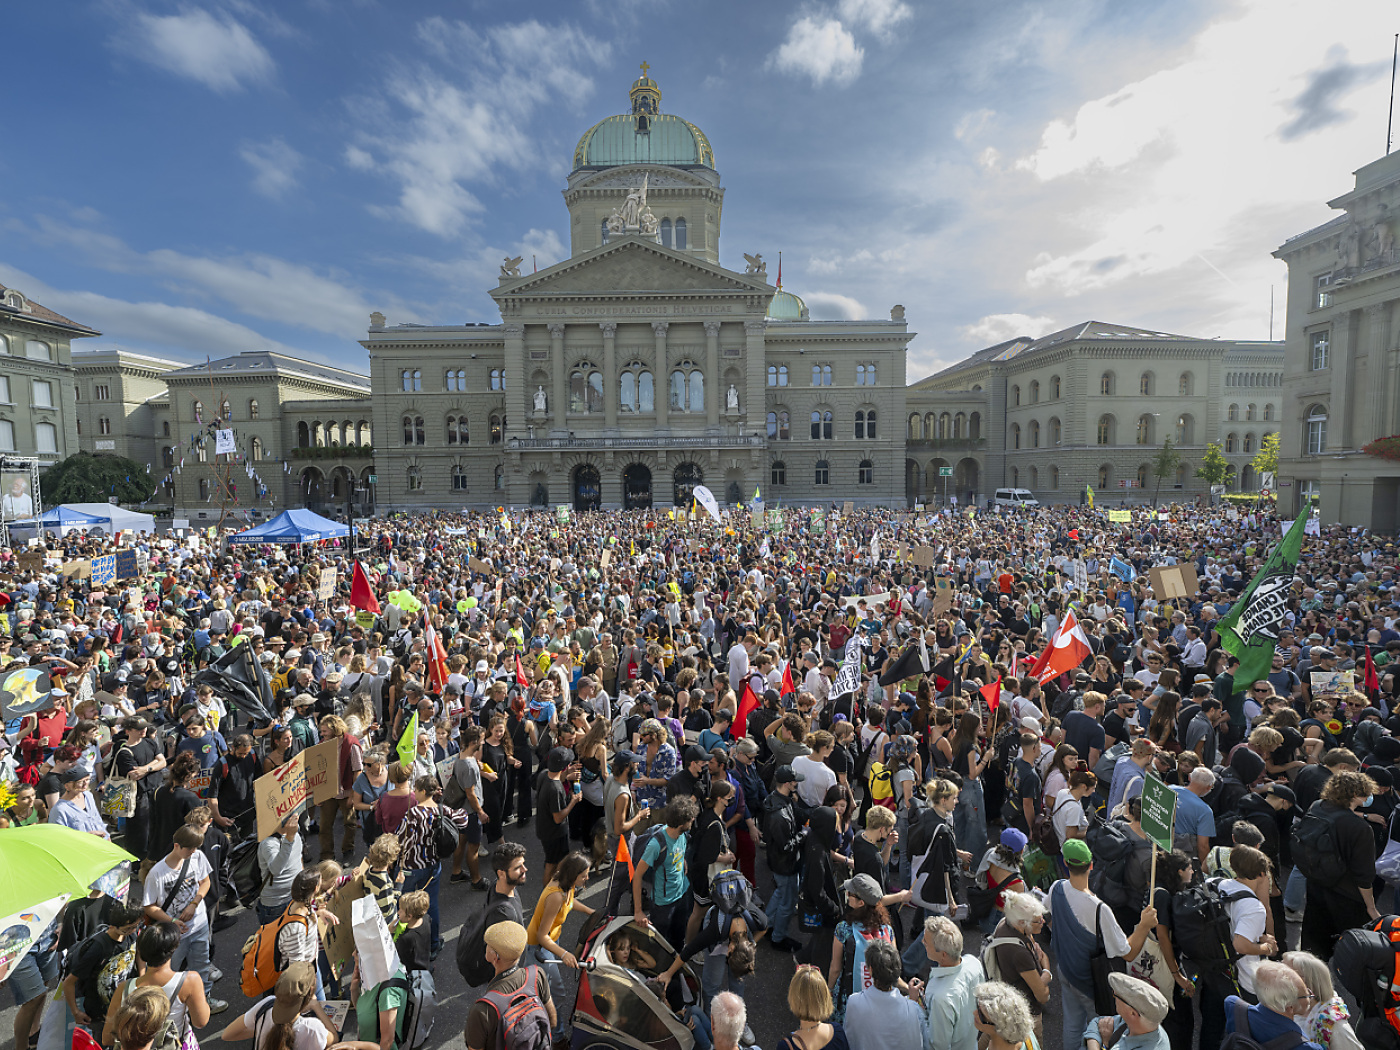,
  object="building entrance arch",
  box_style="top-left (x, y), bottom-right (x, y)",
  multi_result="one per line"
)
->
top-left (573, 464), bottom-right (601, 511)
top-left (623, 464), bottom-right (652, 509)
top-left (673, 462), bottom-right (703, 506)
